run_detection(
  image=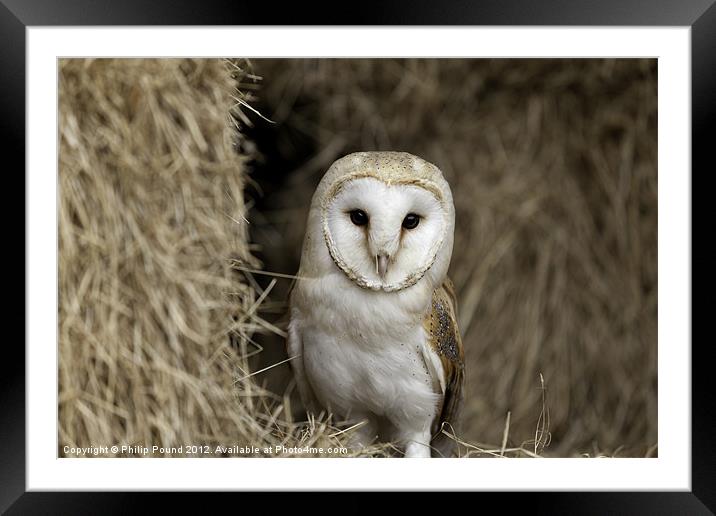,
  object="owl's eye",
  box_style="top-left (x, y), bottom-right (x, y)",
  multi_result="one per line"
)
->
top-left (349, 209), bottom-right (369, 226)
top-left (402, 213), bottom-right (420, 230)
